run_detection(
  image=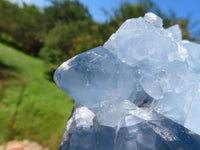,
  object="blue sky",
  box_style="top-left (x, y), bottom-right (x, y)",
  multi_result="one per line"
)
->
top-left (79, 0), bottom-right (200, 24)
top-left (9, 0), bottom-right (200, 31)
